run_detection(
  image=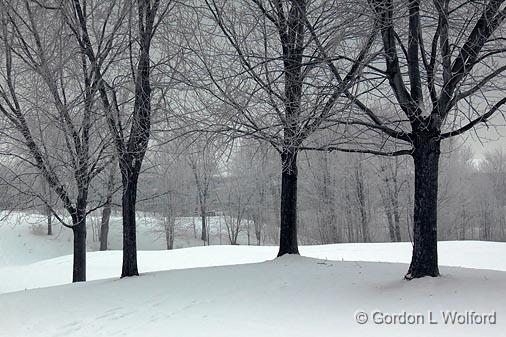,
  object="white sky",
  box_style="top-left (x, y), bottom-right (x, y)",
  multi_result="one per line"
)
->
top-left (466, 118), bottom-right (506, 159)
